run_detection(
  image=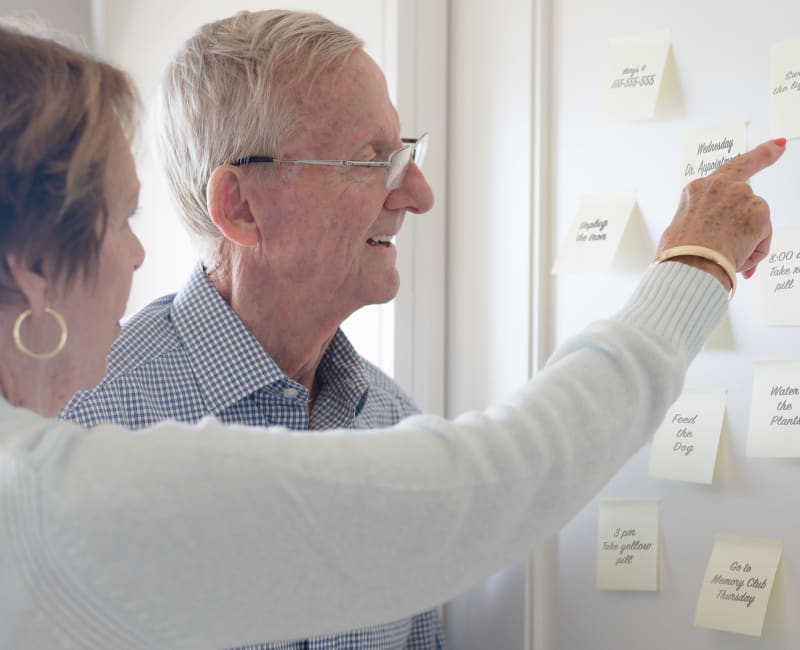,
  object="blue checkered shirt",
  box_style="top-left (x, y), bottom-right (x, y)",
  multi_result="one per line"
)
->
top-left (62, 264), bottom-right (446, 650)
